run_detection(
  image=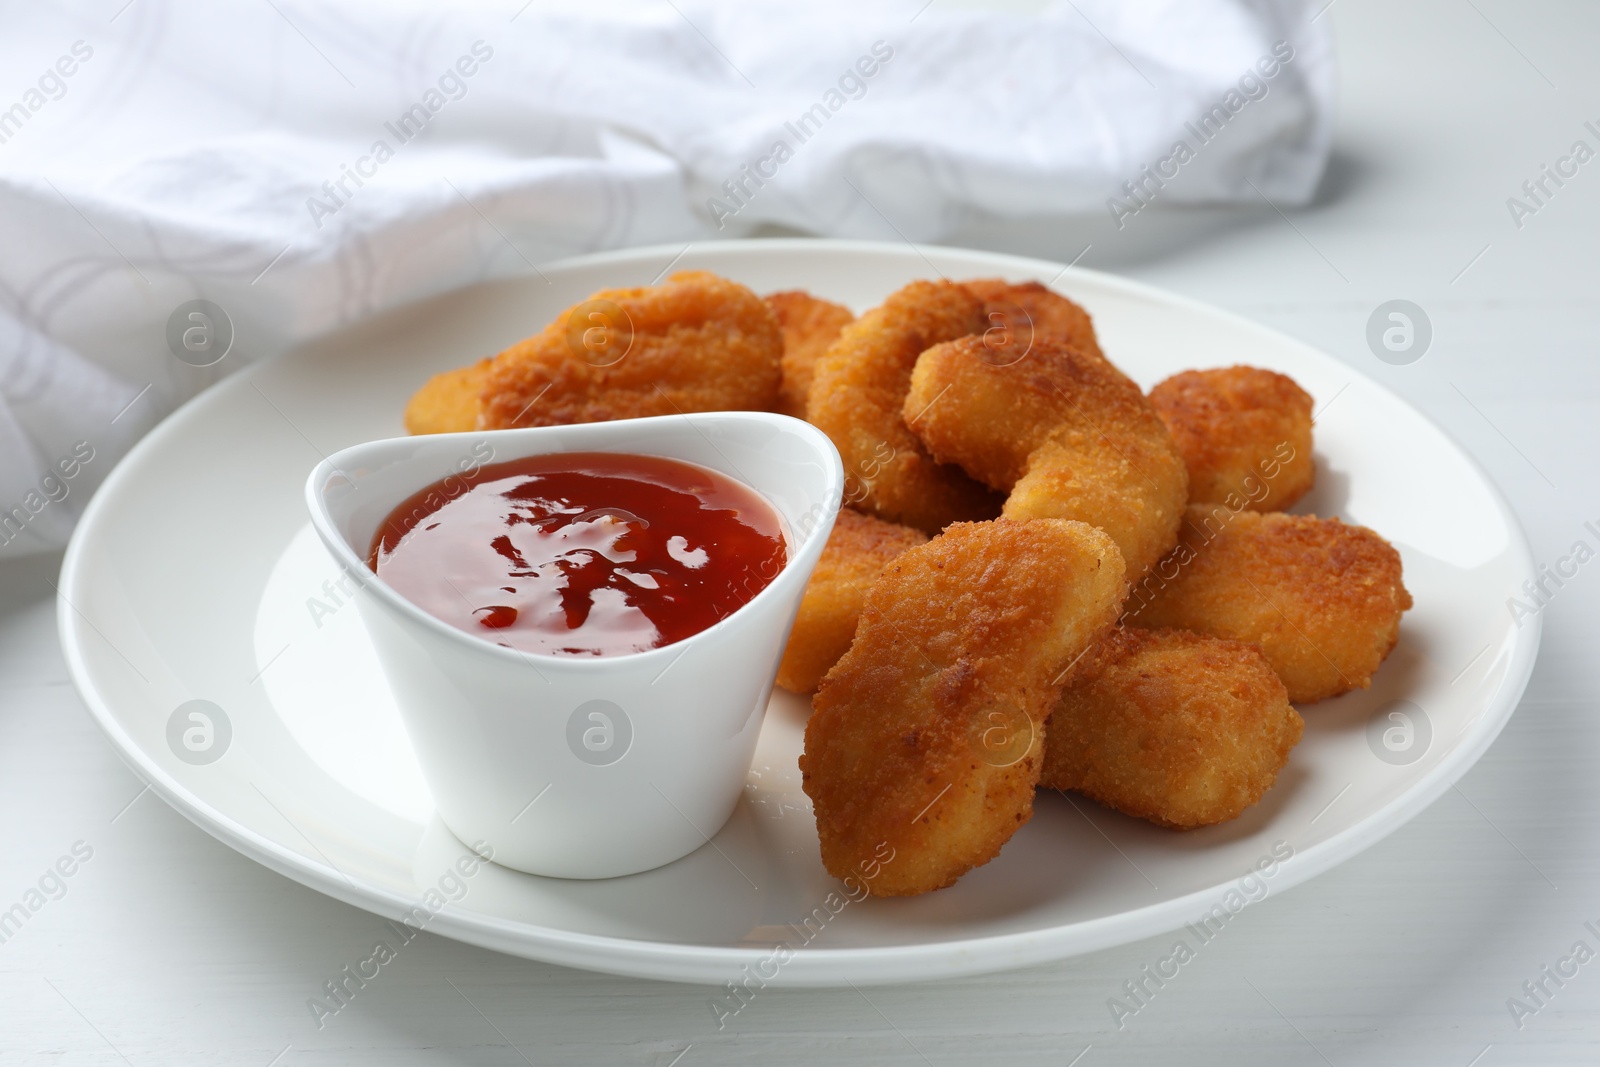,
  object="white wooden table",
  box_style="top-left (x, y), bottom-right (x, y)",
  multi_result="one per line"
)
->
top-left (5, 1), bottom-right (1599, 1063)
